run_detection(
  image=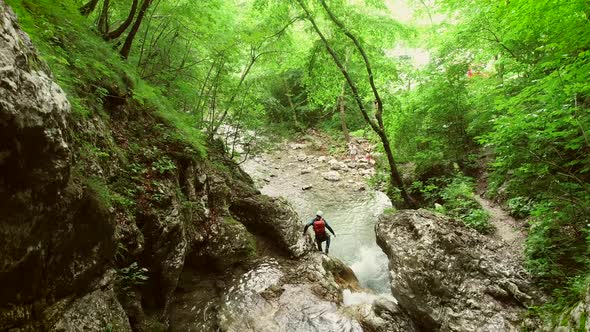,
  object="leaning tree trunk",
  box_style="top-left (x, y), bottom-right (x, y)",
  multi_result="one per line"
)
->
top-left (296, 0), bottom-right (416, 208)
top-left (105, 0), bottom-right (139, 40)
top-left (338, 85), bottom-right (350, 143)
top-left (79, 0), bottom-right (100, 16)
top-left (283, 78), bottom-right (301, 130)
top-left (120, 0), bottom-right (153, 59)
